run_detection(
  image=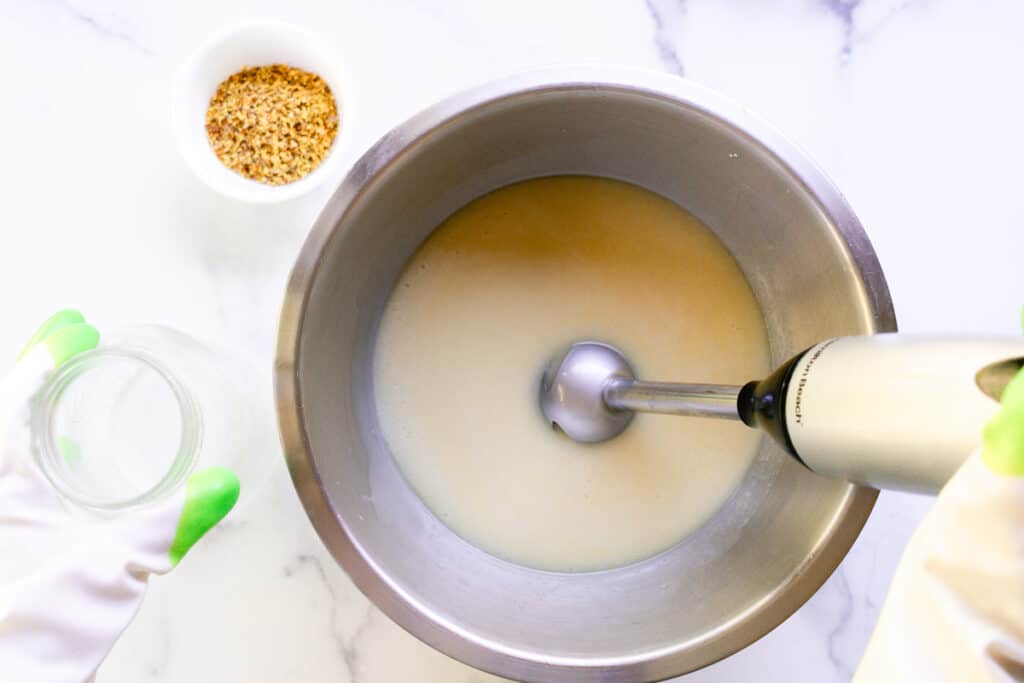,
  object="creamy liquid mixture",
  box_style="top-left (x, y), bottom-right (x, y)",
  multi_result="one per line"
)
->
top-left (373, 176), bottom-right (770, 571)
